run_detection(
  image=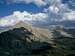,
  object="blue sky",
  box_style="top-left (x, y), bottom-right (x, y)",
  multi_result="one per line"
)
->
top-left (0, 2), bottom-right (46, 17)
top-left (62, 0), bottom-right (75, 10)
top-left (0, 0), bottom-right (75, 17)
top-left (0, 0), bottom-right (75, 28)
